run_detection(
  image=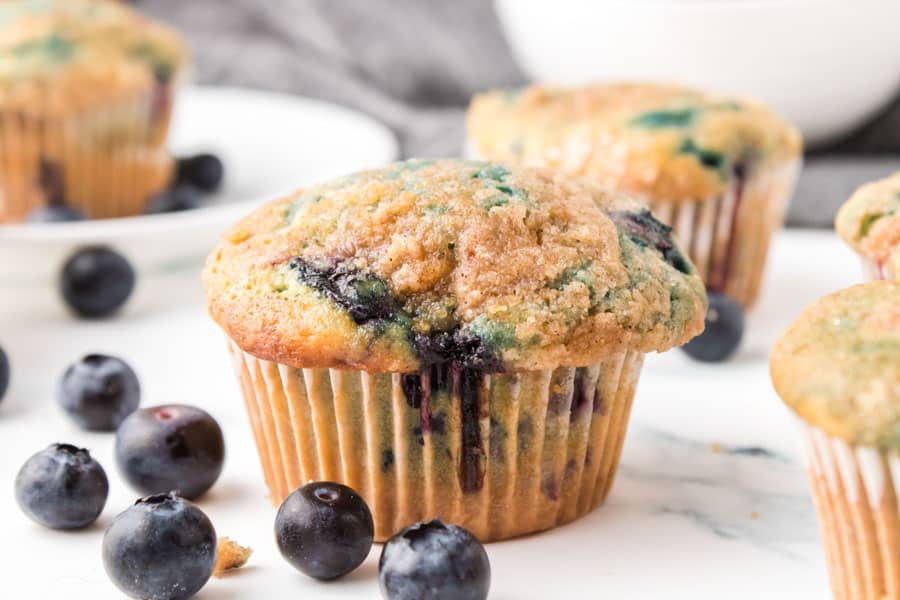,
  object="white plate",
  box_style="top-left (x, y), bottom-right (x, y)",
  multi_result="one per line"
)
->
top-left (0, 86), bottom-right (397, 315)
